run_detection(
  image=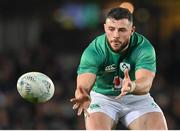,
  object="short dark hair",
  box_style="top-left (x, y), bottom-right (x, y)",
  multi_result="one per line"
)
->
top-left (106, 7), bottom-right (133, 23)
